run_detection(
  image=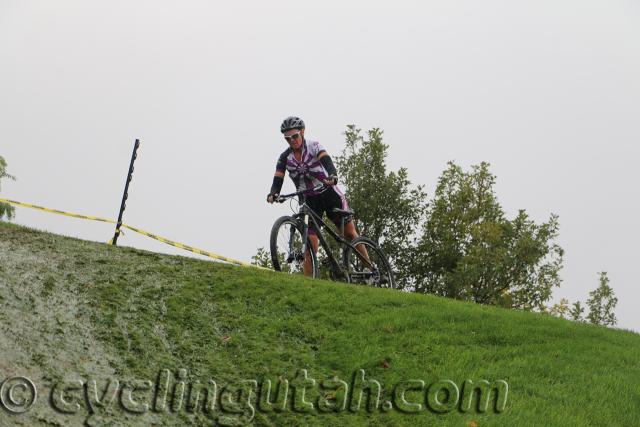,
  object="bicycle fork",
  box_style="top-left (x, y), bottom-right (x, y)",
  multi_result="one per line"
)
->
top-left (286, 224), bottom-right (298, 263)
